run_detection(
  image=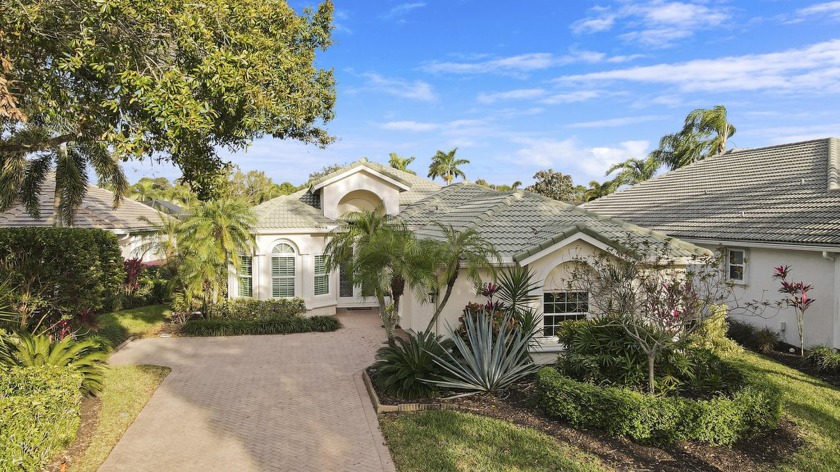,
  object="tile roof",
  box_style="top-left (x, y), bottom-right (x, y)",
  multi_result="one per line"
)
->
top-left (583, 138), bottom-right (840, 247)
top-left (253, 159), bottom-right (441, 229)
top-left (0, 174), bottom-right (168, 232)
top-left (399, 183), bottom-right (708, 261)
